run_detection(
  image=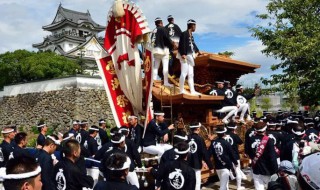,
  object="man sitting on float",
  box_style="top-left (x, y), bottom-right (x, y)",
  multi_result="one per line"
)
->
top-left (142, 111), bottom-right (175, 160)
